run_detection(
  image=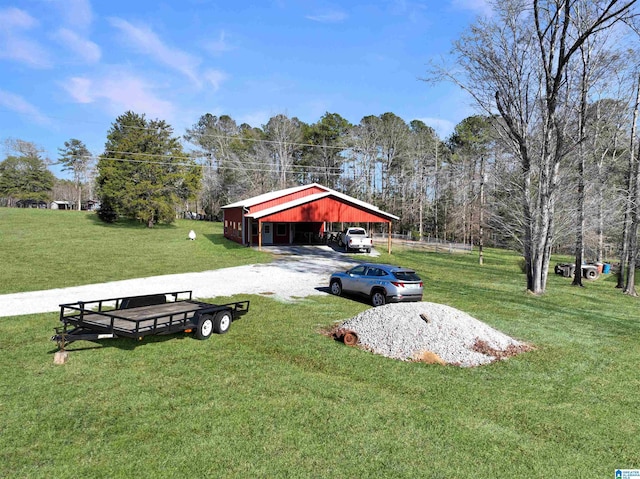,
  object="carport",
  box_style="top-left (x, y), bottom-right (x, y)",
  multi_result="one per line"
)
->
top-left (222, 183), bottom-right (399, 254)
